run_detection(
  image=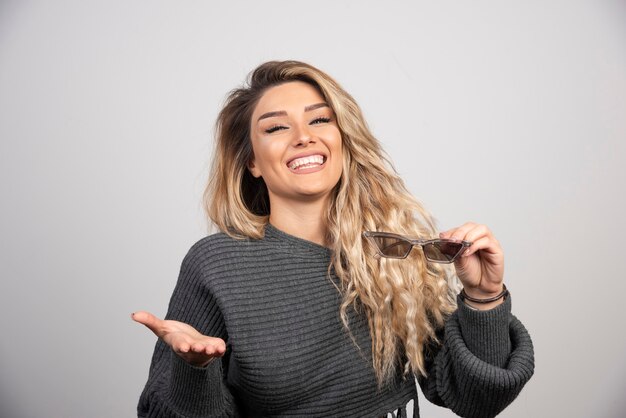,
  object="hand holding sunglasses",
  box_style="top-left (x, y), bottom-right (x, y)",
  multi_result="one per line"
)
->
top-left (365, 222), bottom-right (507, 310)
